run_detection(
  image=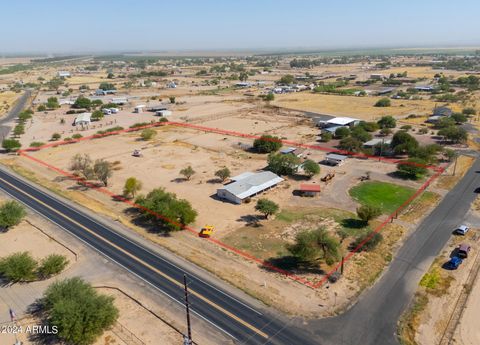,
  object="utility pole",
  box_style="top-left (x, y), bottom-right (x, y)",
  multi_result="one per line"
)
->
top-left (183, 275), bottom-right (193, 345)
